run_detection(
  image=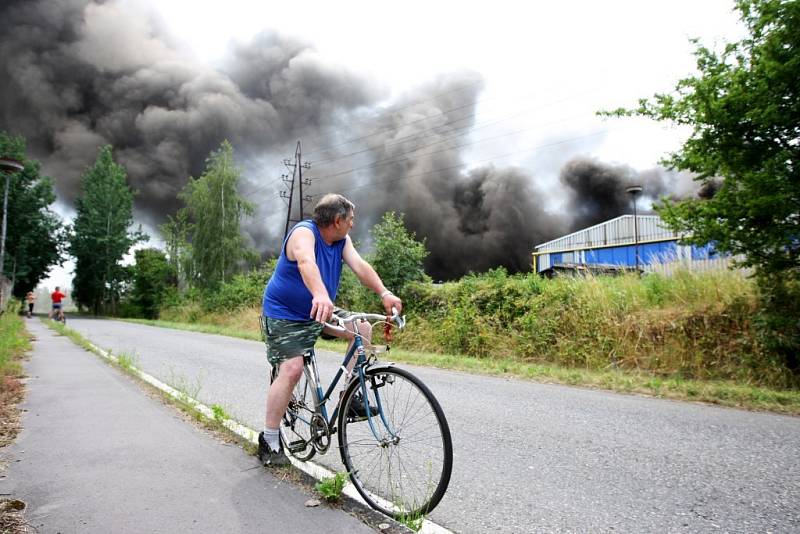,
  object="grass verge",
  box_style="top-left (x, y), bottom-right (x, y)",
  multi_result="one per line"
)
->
top-left (0, 313), bottom-right (29, 447)
top-left (1, 312), bottom-right (32, 534)
top-left (120, 316), bottom-right (800, 415)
